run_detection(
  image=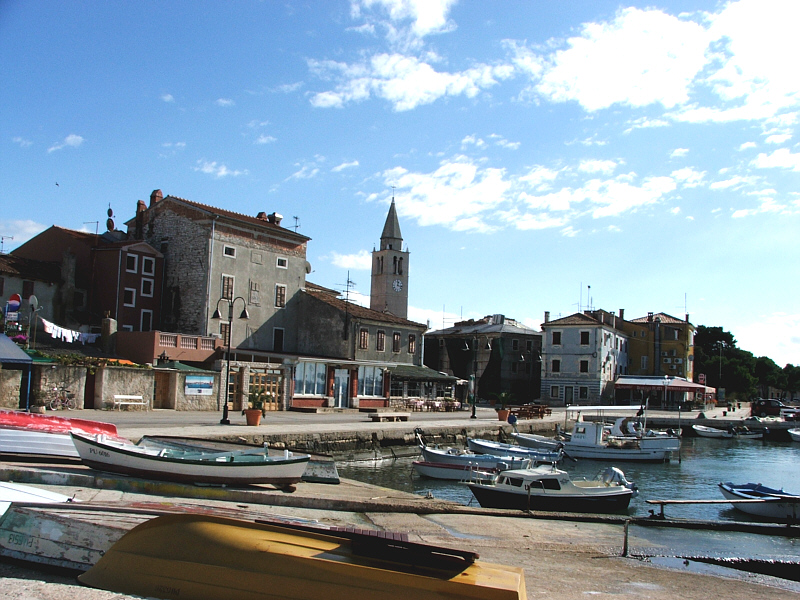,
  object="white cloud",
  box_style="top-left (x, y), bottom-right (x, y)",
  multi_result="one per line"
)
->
top-left (532, 7), bottom-right (709, 111)
top-left (288, 165), bottom-right (320, 180)
top-left (329, 249), bottom-right (372, 270)
top-left (765, 133), bottom-right (792, 145)
top-left (578, 159), bottom-right (617, 175)
top-left (738, 141), bottom-right (757, 151)
top-left (216, 98), bottom-right (234, 107)
top-left (751, 148), bottom-right (800, 172)
top-left (709, 175), bottom-right (756, 190)
top-left (671, 167), bottom-right (705, 188)
top-left (47, 134), bottom-right (84, 153)
top-left (0, 220), bottom-right (46, 248)
top-left (670, 148), bottom-right (689, 158)
top-left (309, 53), bottom-right (513, 111)
top-left (194, 160), bottom-right (248, 178)
top-left (12, 137), bottom-right (32, 148)
top-left (162, 142), bottom-right (186, 149)
top-left (254, 135), bottom-right (277, 145)
top-left (733, 312), bottom-right (800, 368)
top-left (332, 160), bottom-right (359, 172)
top-left (352, 0), bottom-right (458, 39)
top-left (461, 134), bottom-right (486, 148)
top-left (161, 94), bottom-right (174, 102)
